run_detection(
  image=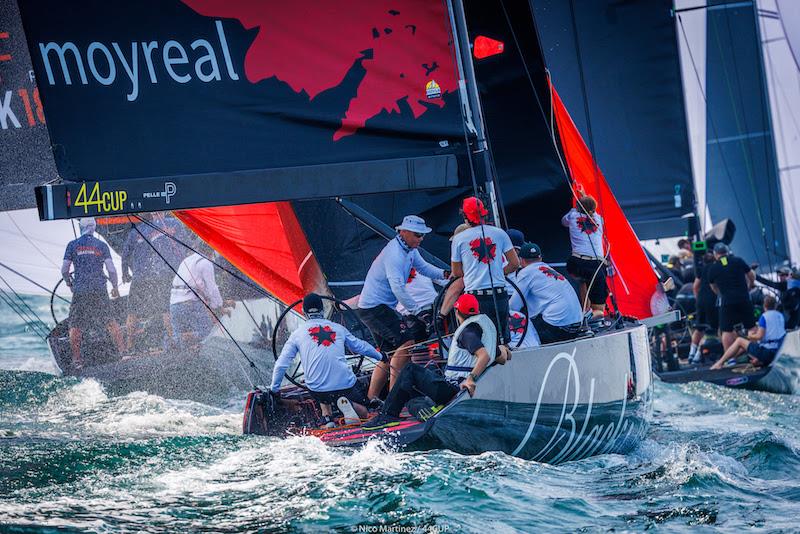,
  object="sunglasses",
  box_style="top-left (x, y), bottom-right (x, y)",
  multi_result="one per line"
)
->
top-left (413, 232), bottom-right (425, 238)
